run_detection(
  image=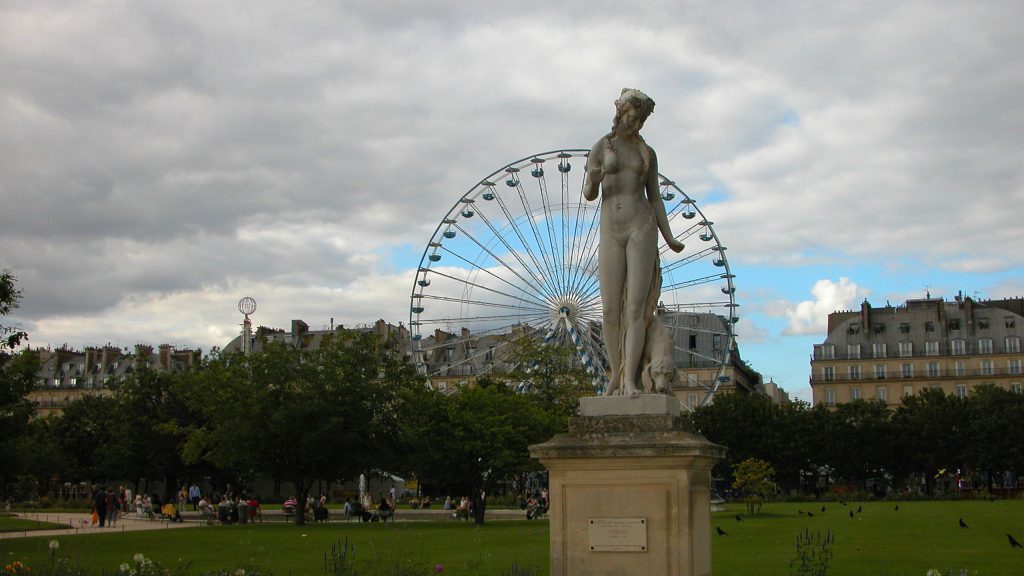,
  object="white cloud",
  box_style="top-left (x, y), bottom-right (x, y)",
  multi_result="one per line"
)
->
top-left (783, 278), bottom-right (868, 336)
